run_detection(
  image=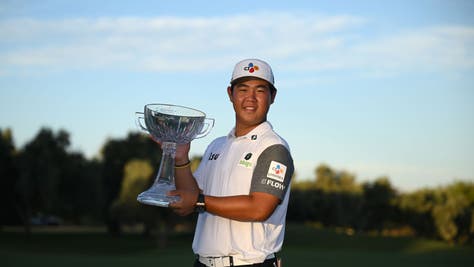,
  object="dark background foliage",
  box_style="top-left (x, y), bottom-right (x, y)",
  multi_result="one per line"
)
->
top-left (1, 127), bottom-right (473, 244)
